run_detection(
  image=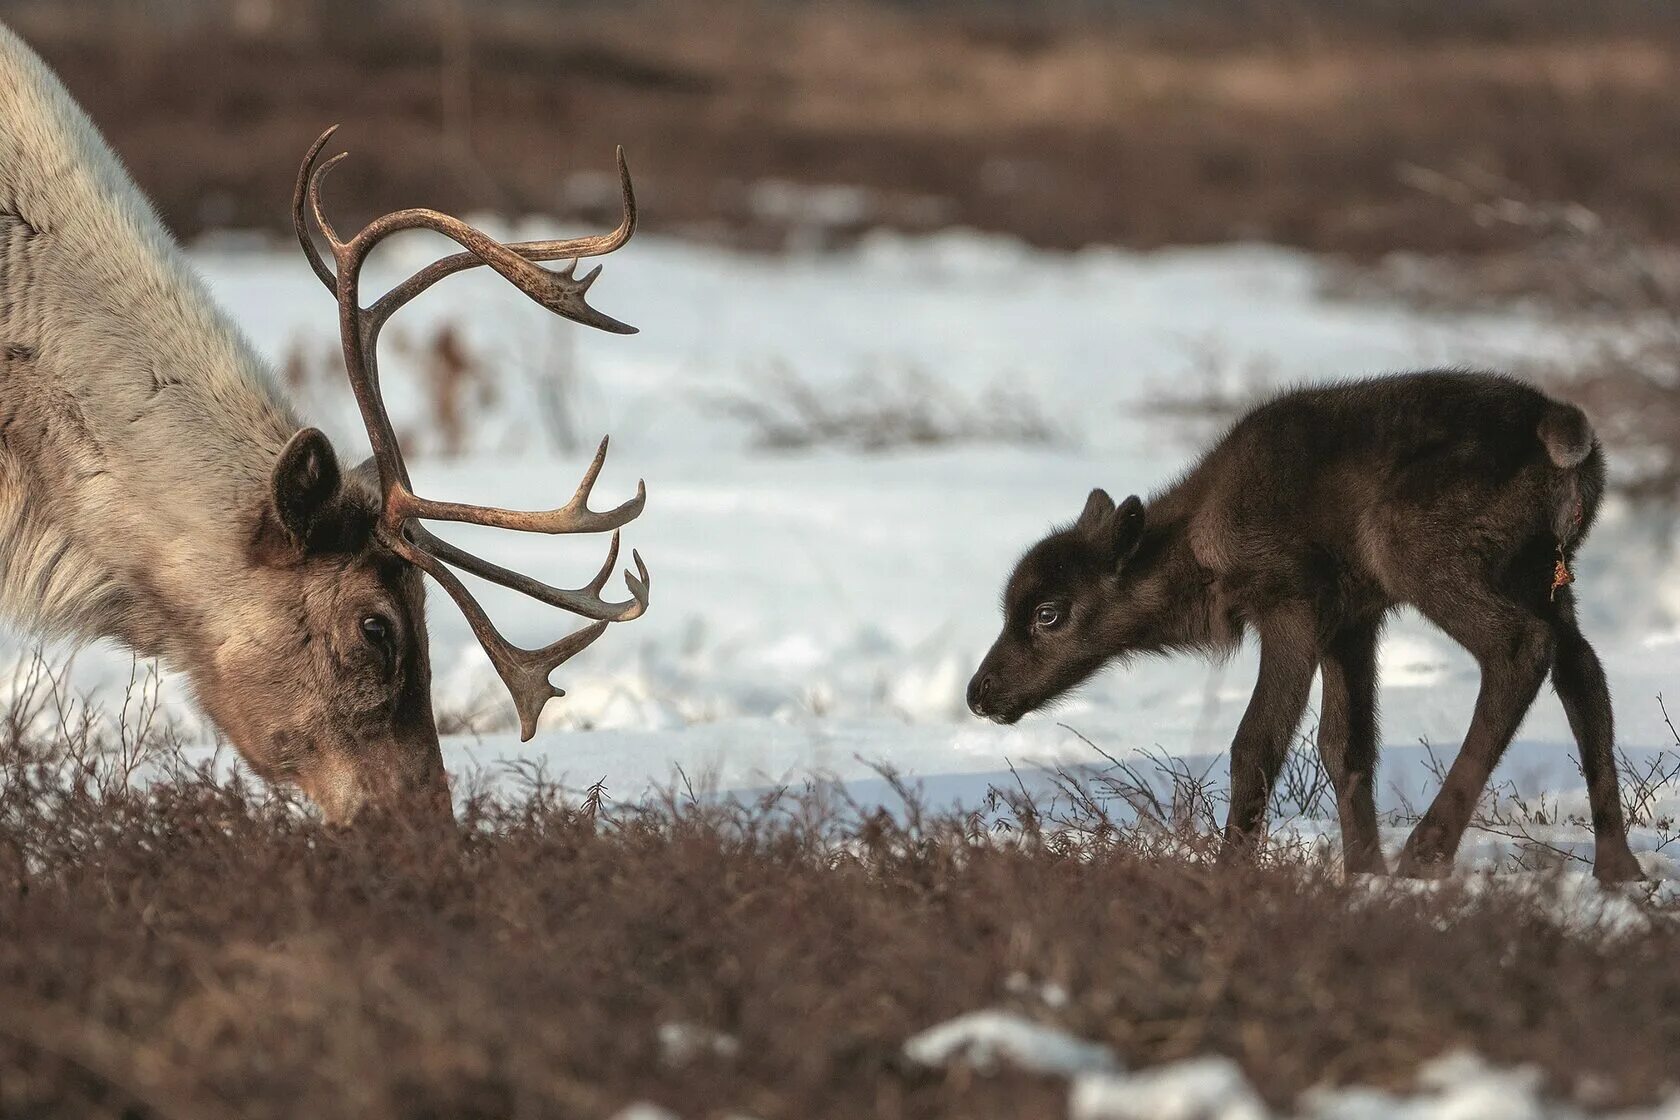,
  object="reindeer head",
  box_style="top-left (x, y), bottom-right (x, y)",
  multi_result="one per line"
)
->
top-left (967, 489), bottom-right (1147, 724)
top-left (208, 130), bottom-right (651, 823)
